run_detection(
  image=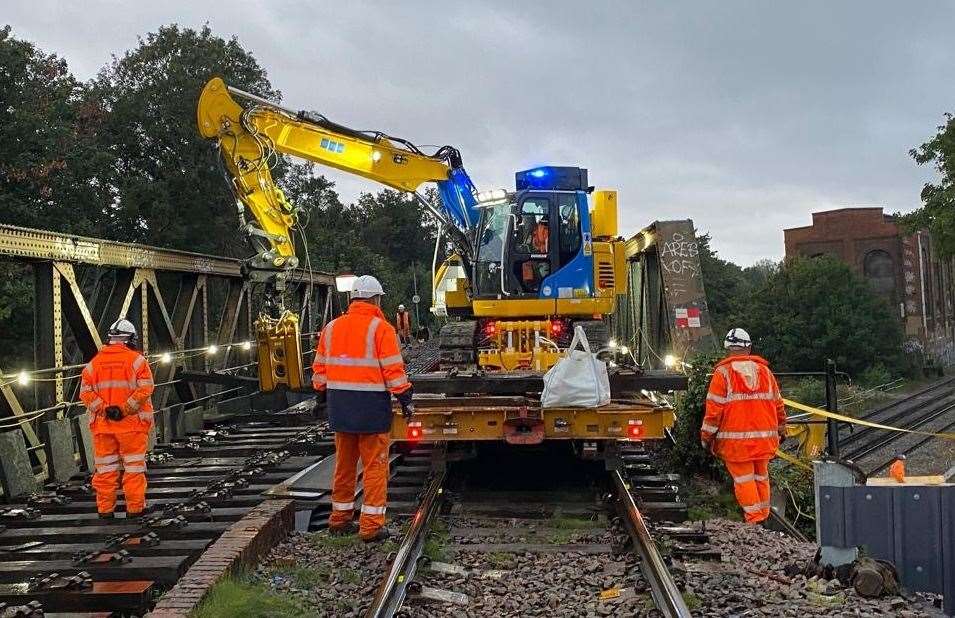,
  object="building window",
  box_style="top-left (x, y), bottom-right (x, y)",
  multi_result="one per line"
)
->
top-left (863, 250), bottom-right (895, 296)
